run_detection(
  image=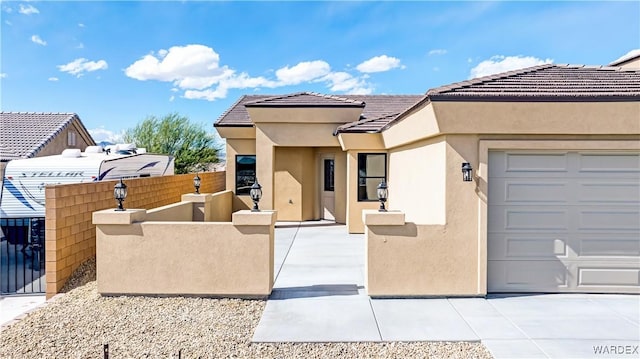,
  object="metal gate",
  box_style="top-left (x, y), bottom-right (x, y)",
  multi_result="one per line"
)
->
top-left (0, 217), bottom-right (46, 294)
